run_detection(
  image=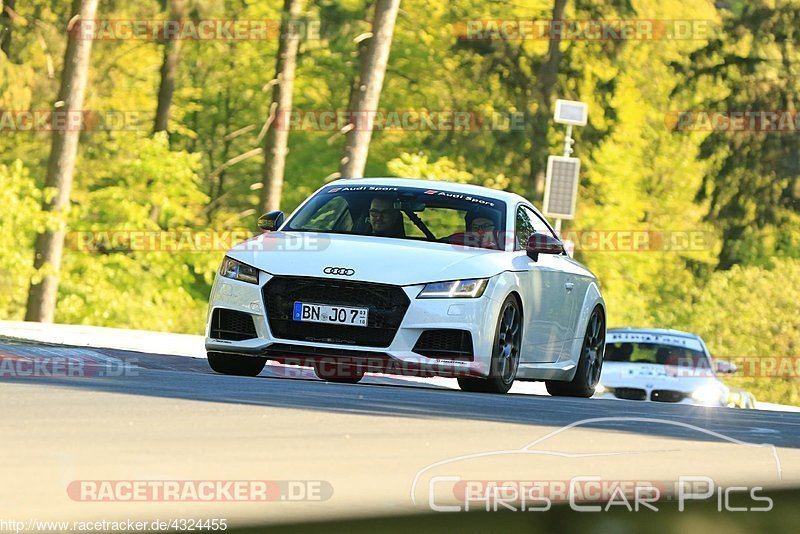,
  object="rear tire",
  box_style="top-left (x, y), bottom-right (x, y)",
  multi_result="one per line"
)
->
top-left (207, 352), bottom-right (267, 377)
top-left (546, 306), bottom-right (605, 398)
top-left (313, 359), bottom-right (365, 384)
top-left (458, 295), bottom-right (522, 394)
